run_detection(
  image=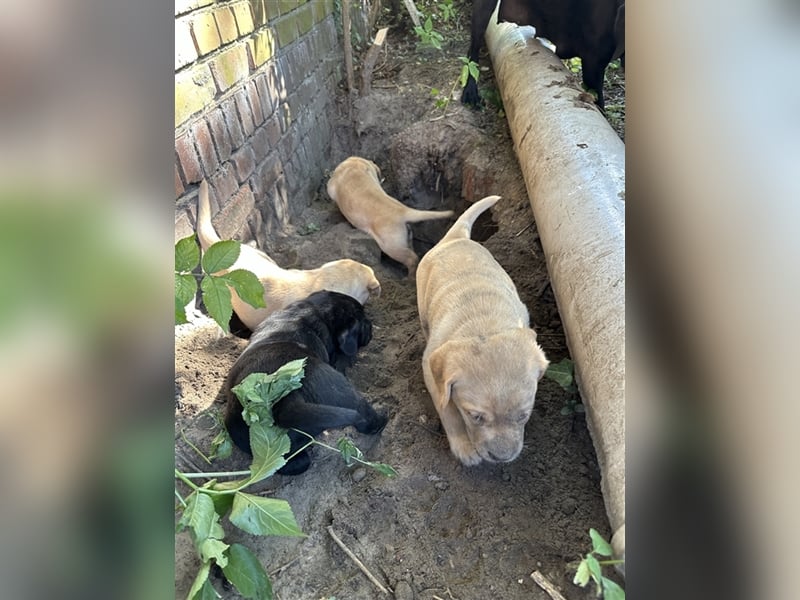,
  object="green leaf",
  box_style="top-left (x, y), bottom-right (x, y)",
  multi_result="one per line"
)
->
top-left (194, 577), bottom-right (218, 600)
top-left (230, 492), bottom-right (305, 537)
top-left (201, 275), bottom-right (233, 333)
top-left (337, 437), bottom-right (363, 466)
top-left (589, 528), bottom-right (613, 557)
top-left (560, 405), bottom-right (573, 416)
top-left (178, 492), bottom-right (225, 546)
top-left (210, 491), bottom-right (235, 517)
top-left (366, 462), bottom-right (398, 477)
top-left (199, 537), bottom-right (230, 568)
top-left (175, 273), bottom-right (198, 324)
top-left (469, 62), bottom-right (480, 81)
top-left (585, 554), bottom-right (603, 594)
top-left (544, 358), bottom-right (574, 389)
top-left (460, 65), bottom-right (469, 88)
top-left (209, 429), bottom-right (233, 461)
top-left (232, 360), bottom-right (307, 426)
top-left (573, 559), bottom-right (591, 587)
top-left (601, 577), bottom-right (625, 600)
top-left (176, 235), bottom-right (200, 273)
top-left (222, 543), bottom-right (272, 600)
top-left (186, 561), bottom-right (211, 600)
top-left (202, 240), bottom-right (240, 274)
top-left (248, 423), bottom-right (291, 484)
top-left (424, 16), bottom-right (433, 31)
top-left (223, 269), bottom-right (266, 309)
